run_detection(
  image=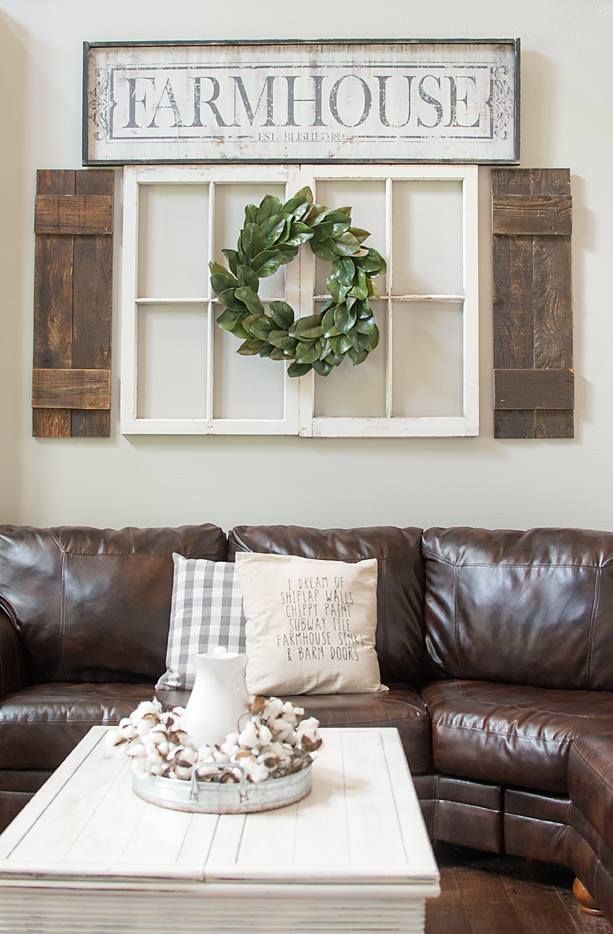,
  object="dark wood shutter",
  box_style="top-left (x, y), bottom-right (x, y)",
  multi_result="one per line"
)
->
top-left (492, 168), bottom-right (574, 439)
top-left (33, 169), bottom-right (114, 438)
